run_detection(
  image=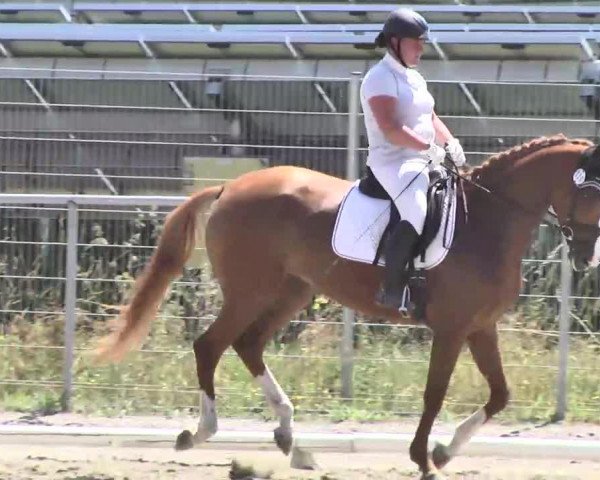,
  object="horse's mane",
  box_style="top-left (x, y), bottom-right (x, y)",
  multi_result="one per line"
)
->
top-left (469, 134), bottom-right (593, 186)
